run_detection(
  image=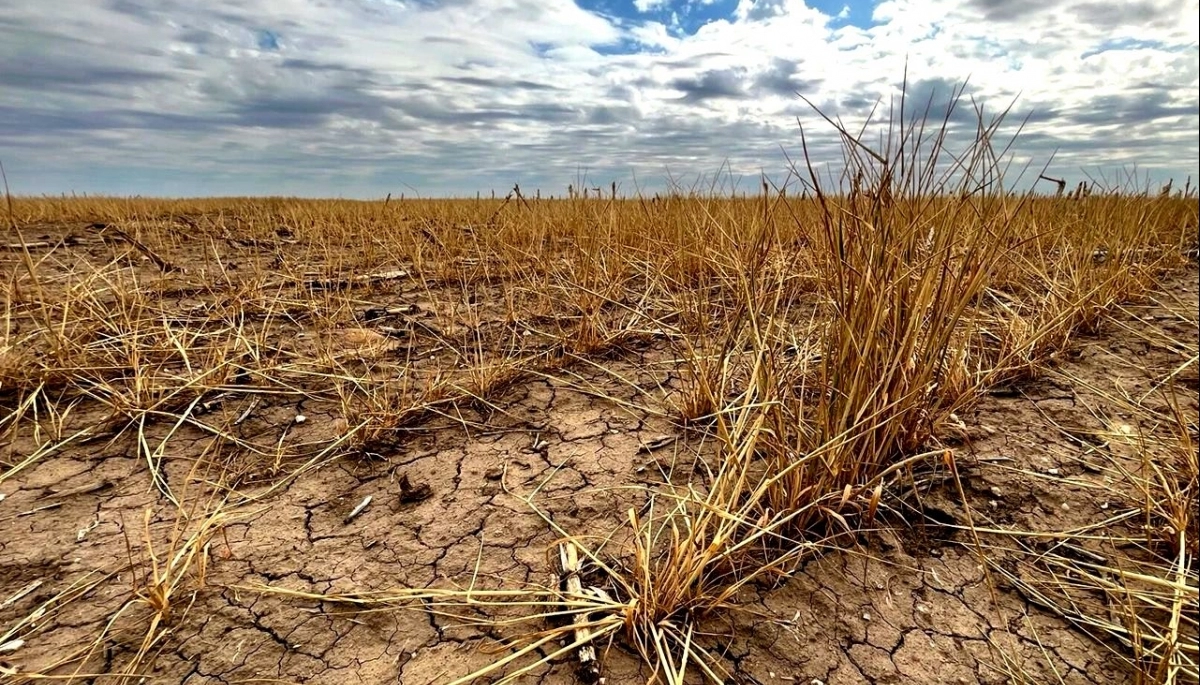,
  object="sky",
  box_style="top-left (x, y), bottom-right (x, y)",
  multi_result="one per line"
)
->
top-left (0, 0), bottom-right (1197, 197)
